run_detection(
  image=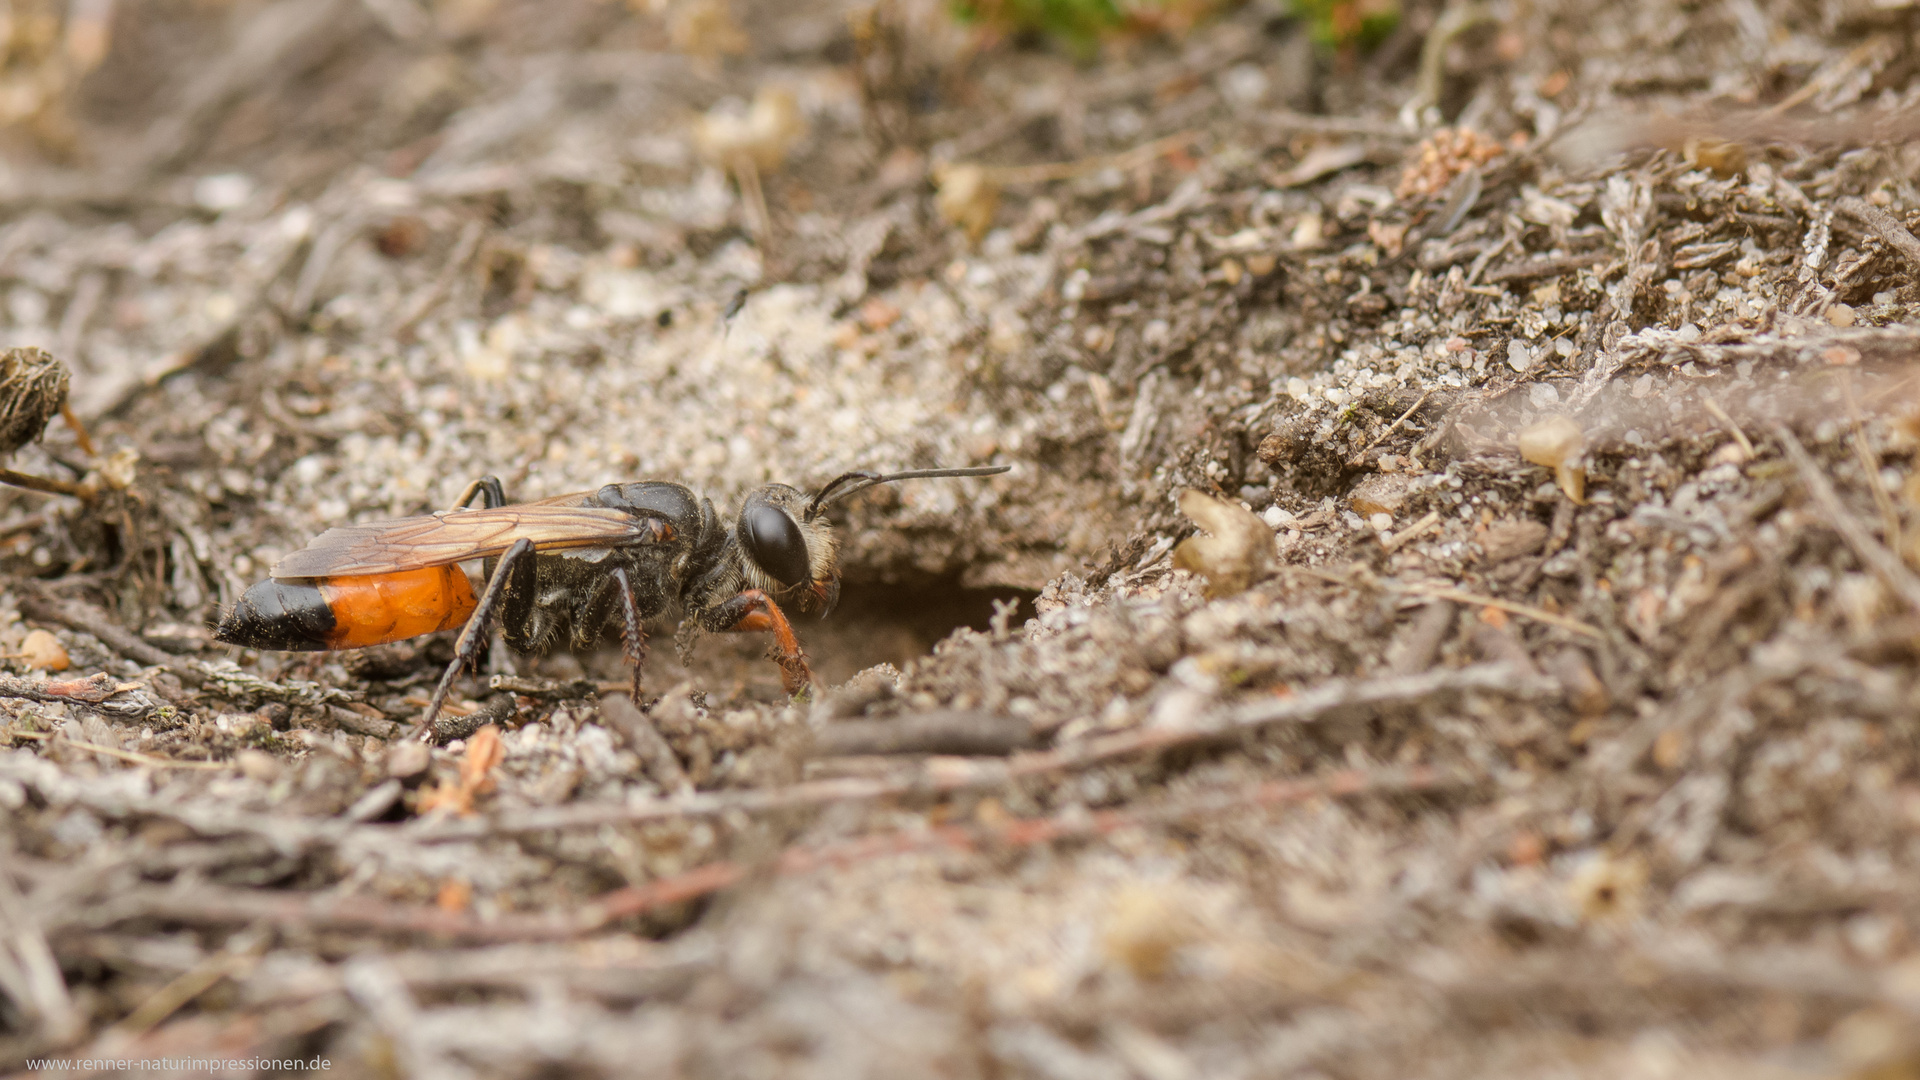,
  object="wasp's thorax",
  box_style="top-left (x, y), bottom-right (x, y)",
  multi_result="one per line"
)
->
top-left (732, 483), bottom-right (840, 614)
